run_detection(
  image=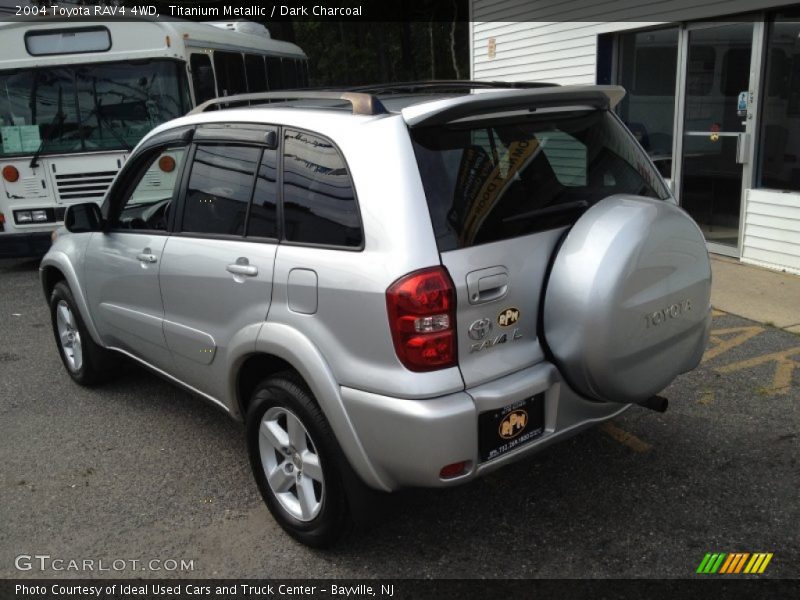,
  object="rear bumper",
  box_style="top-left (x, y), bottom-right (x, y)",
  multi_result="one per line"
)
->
top-left (0, 231), bottom-right (52, 259)
top-left (339, 362), bottom-right (629, 491)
